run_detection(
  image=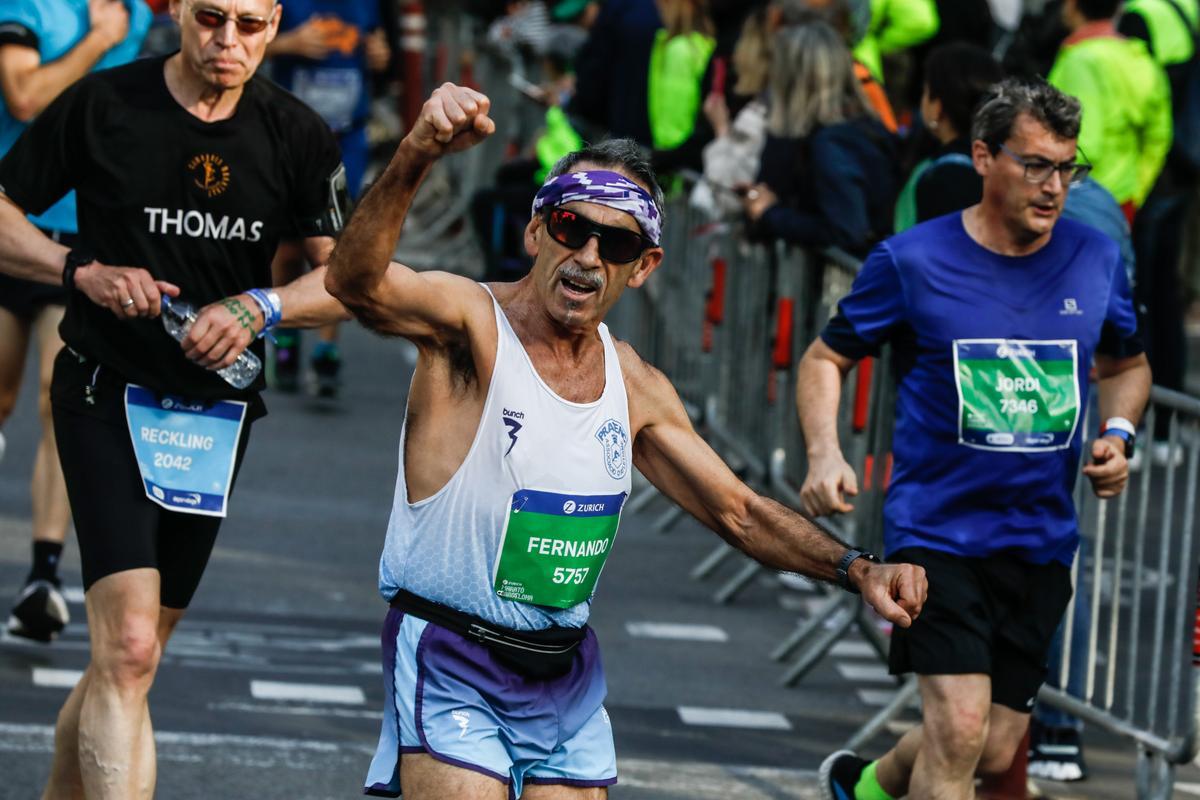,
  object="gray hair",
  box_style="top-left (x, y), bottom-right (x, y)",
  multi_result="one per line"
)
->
top-left (970, 76), bottom-right (1082, 153)
top-left (546, 139), bottom-right (666, 229)
top-left (766, 21), bottom-right (871, 138)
